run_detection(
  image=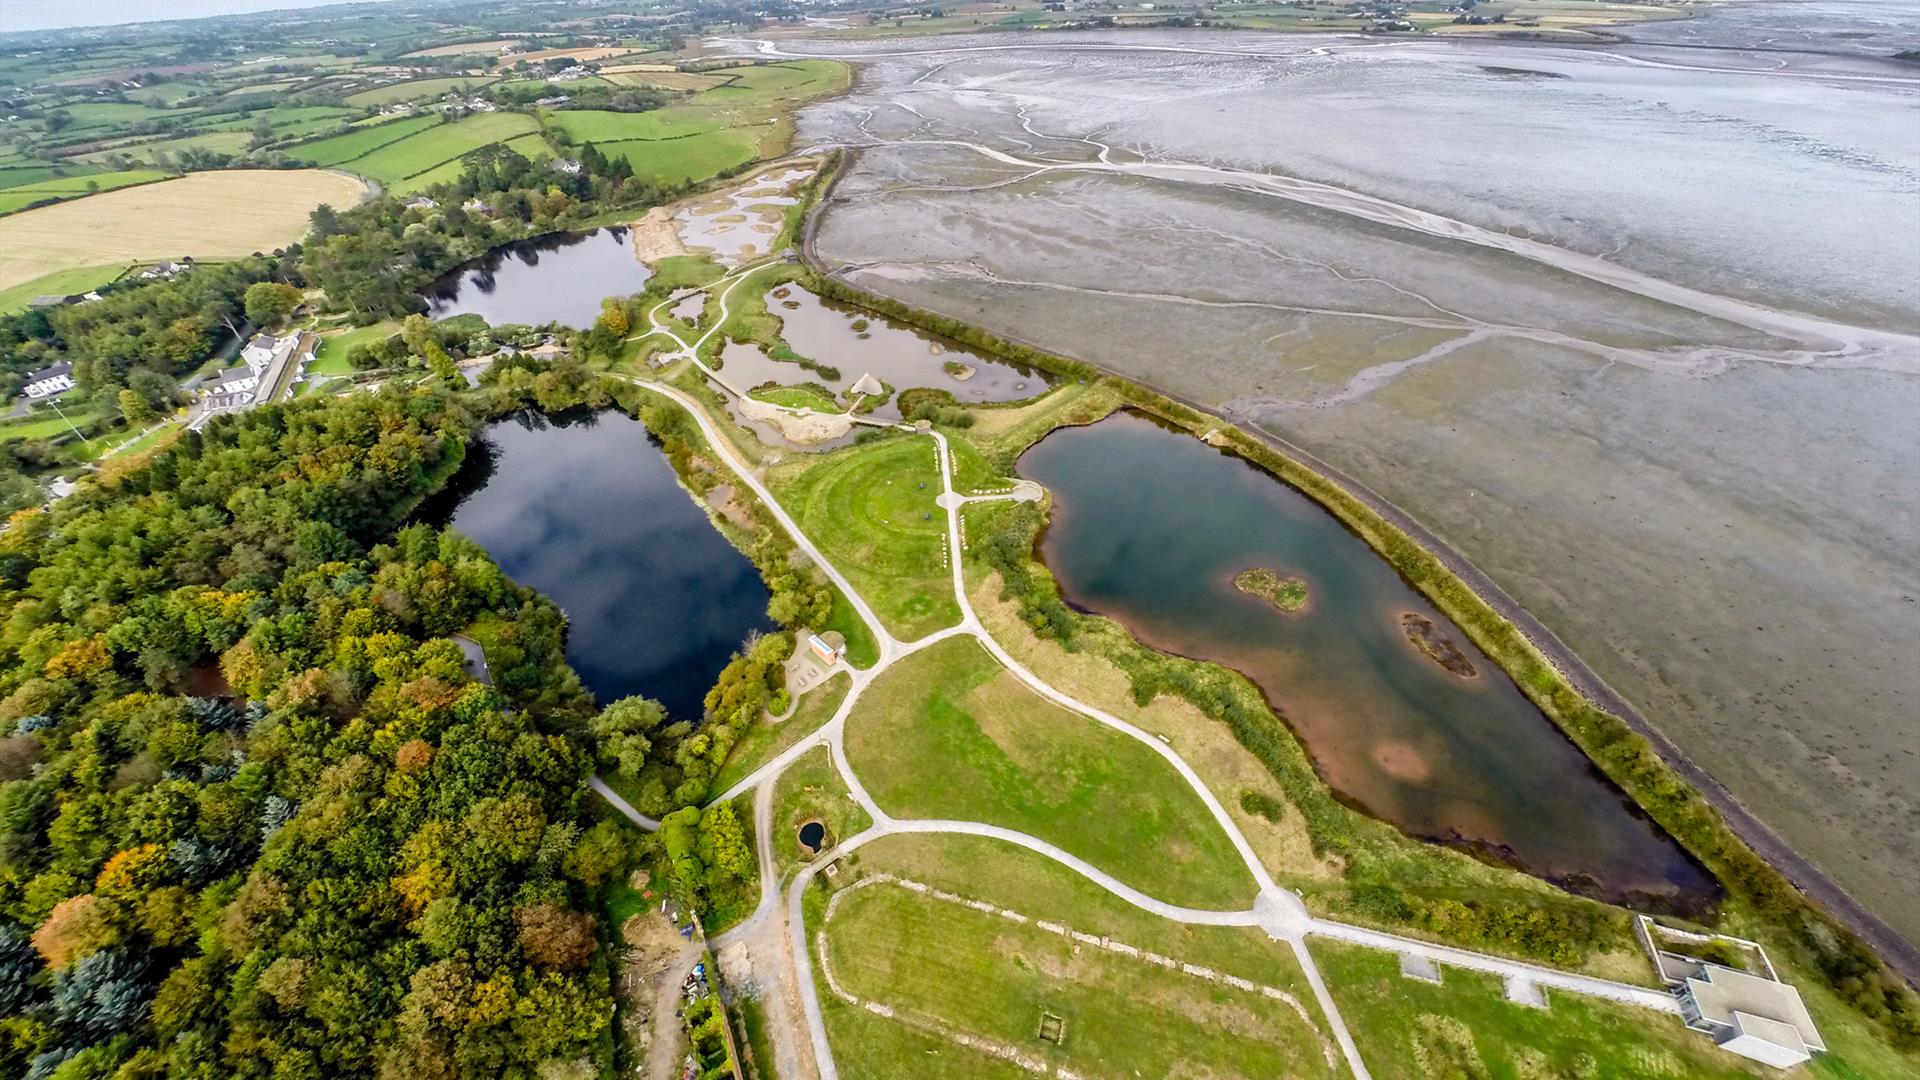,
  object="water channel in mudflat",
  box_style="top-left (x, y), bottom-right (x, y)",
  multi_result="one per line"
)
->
top-left (1020, 412), bottom-right (1717, 908)
top-left (418, 410), bottom-right (773, 718)
top-left (423, 227), bottom-right (653, 329)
